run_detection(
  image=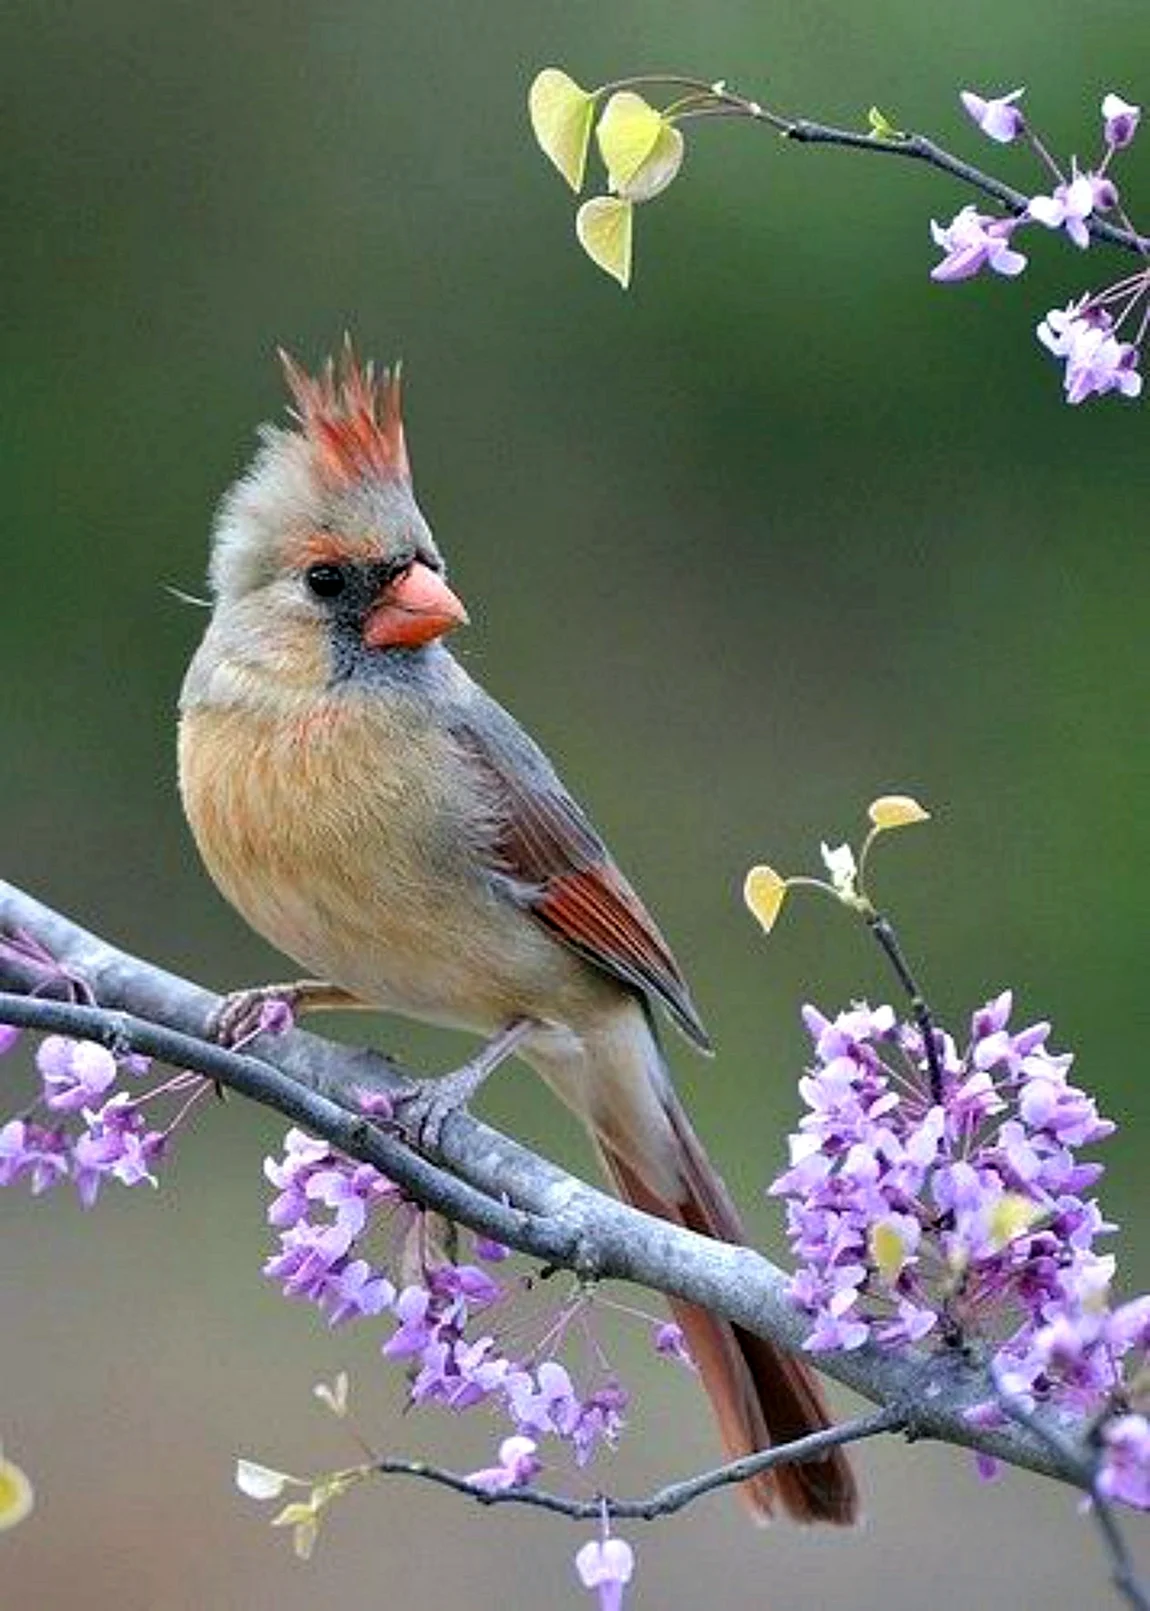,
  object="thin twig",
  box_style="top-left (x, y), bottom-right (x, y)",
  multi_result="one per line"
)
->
top-left (1001, 1396), bottom-right (1150, 1611)
top-left (865, 911), bottom-right (945, 1105)
top-left (372, 1406), bottom-right (904, 1522)
top-left (603, 74), bottom-right (1150, 255)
